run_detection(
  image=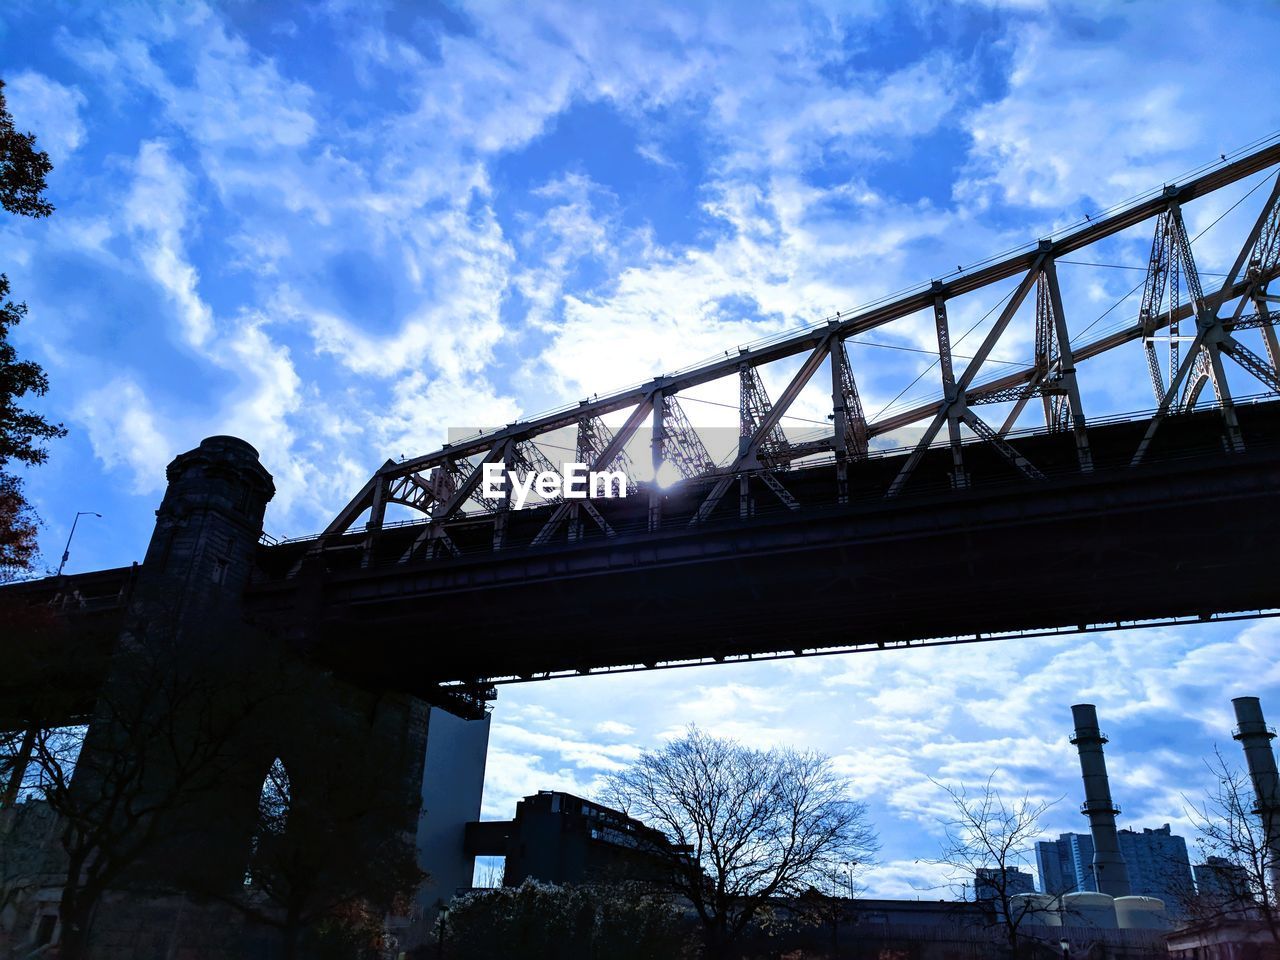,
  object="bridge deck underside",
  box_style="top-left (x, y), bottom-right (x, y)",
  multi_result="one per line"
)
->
top-left (248, 402), bottom-right (1280, 692)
